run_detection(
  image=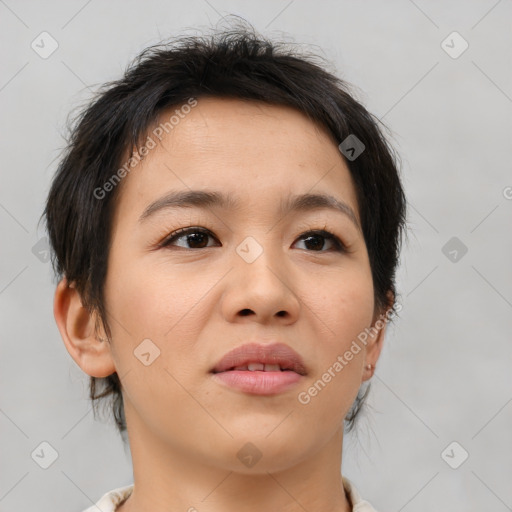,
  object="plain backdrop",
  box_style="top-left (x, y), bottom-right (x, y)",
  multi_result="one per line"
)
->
top-left (1, 1), bottom-right (511, 511)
